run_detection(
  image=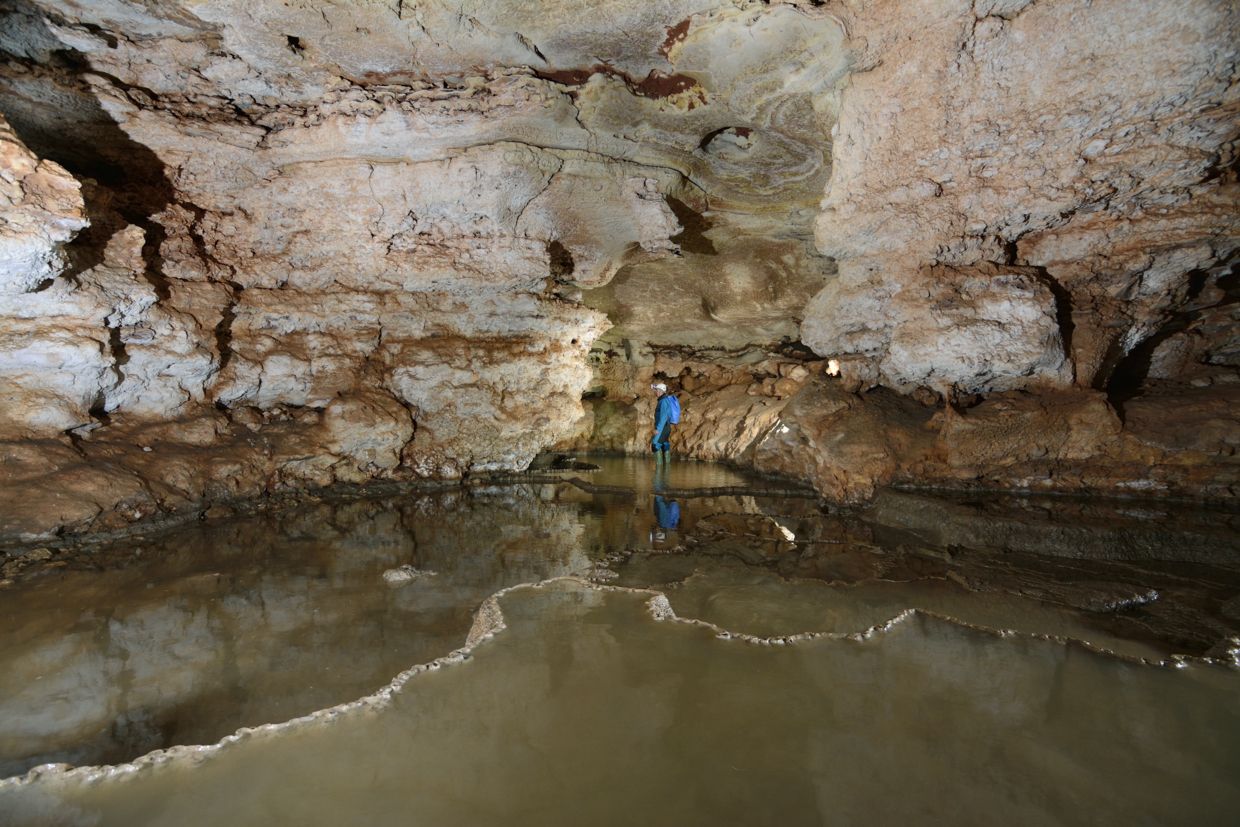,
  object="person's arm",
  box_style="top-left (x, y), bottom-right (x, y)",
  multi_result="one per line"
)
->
top-left (652, 398), bottom-right (670, 442)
